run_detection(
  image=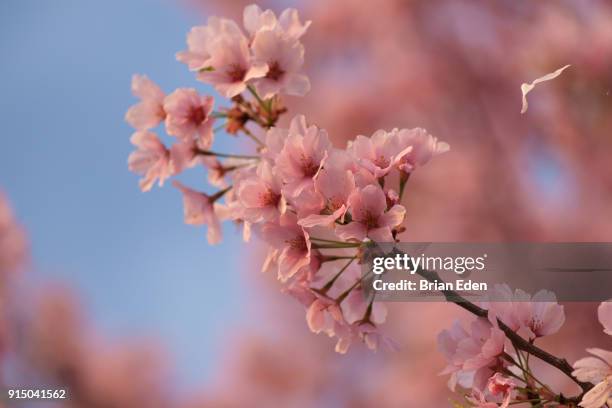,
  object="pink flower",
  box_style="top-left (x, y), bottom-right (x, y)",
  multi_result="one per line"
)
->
top-left (438, 314), bottom-right (506, 391)
top-left (127, 131), bottom-right (171, 192)
top-left (251, 28), bottom-right (310, 98)
top-left (125, 75), bottom-right (165, 130)
top-left (172, 181), bottom-right (222, 244)
top-left (0, 193), bottom-right (27, 277)
top-left (393, 127), bottom-right (450, 173)
top-left (243, 5), bottom-right (311, 41)
top-left (176, 18), bottom-right (242, 71)
top-left (298, 160), bottom-right (355, 228)
top-left (306, 297), bottom-right (344, 337)
top-left (163, 88), bottom-right (215, 143)
top-left (336, 185), bottom-right (405, 242)
top-left (196, 30), bottom-right (268, 98)
top-left (341, 288), bottom-right (387, 325)
top-left (275, 115), bottom-right (331, 197)
top-left (349, 129), bottom-right (412, 178)
top-left (237, 161), bottom-right (286, 223)
top-left (573, 301), bottom-right (612, 408)
top-left (487, 373), bottom-right (516, 408)
top-left (573, 348), bottom-right (612, 408)
top-left (599, 301), bottom-right (612, 336)
top-left (261, 213), bottom-right (311, 281)
top-left (484, 285), bottom-right (565, 339)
